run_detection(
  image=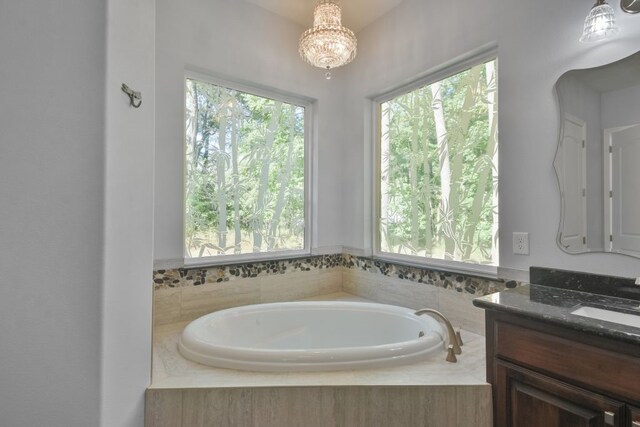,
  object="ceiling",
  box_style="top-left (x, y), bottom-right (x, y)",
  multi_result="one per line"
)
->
top-left (240, 0), bottom-right (406, 33)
